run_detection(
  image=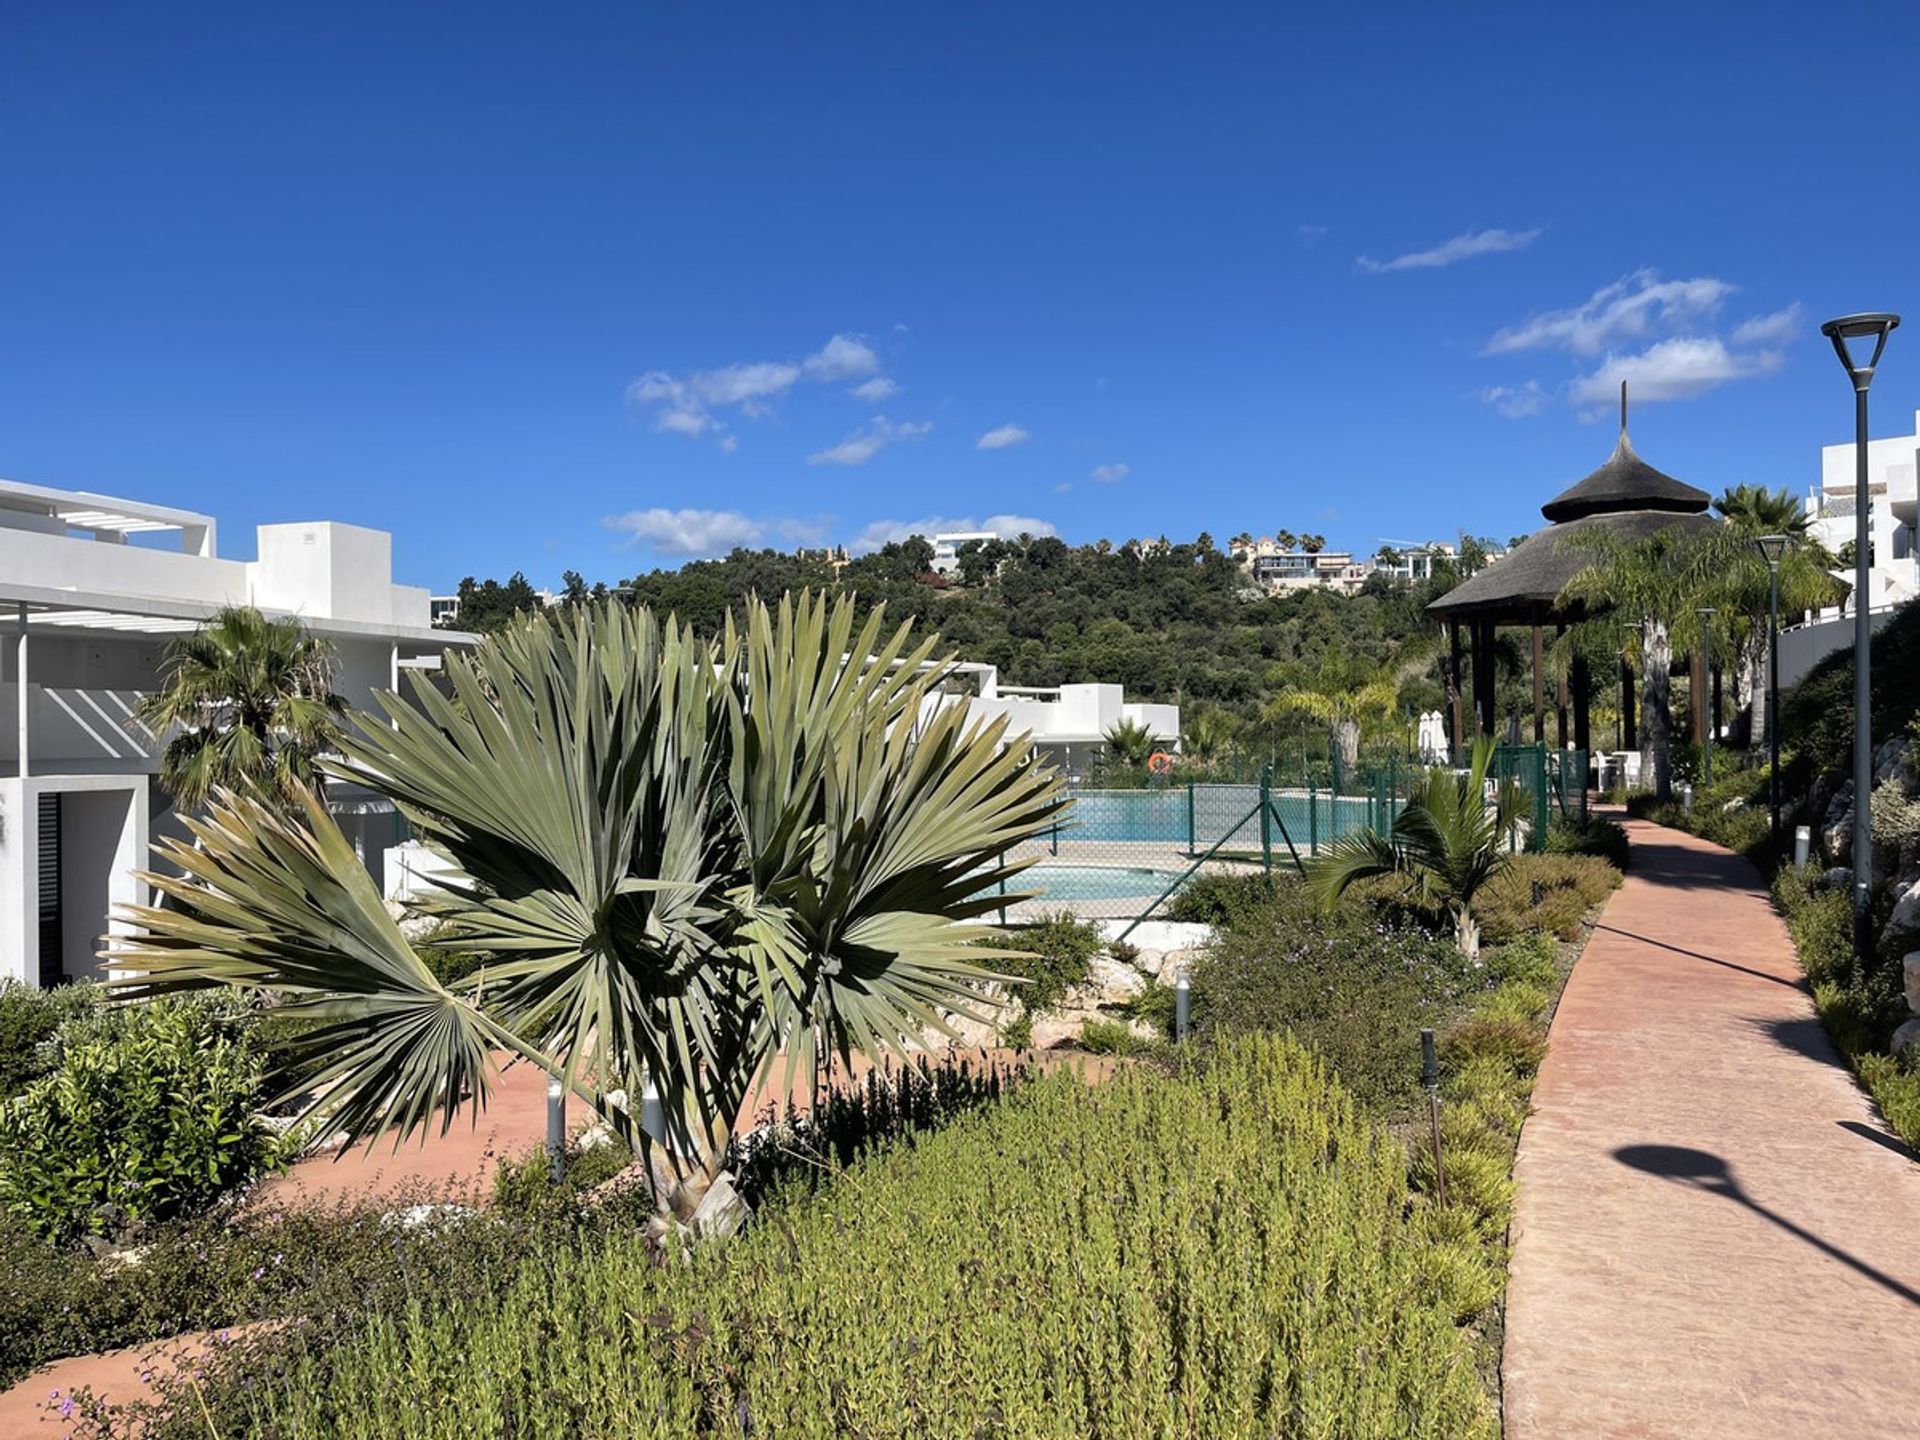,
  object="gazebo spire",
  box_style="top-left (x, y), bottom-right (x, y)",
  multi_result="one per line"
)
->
top-left (1620, 380), bottom-right (1628, 441)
